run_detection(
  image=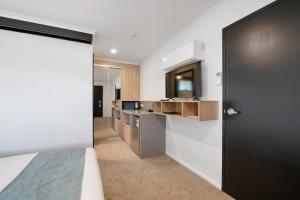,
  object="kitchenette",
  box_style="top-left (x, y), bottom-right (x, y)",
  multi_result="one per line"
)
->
top-left (112, 99), bottom-right (218, 158)
top-left (112, 106), bottom-right (166, 158)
